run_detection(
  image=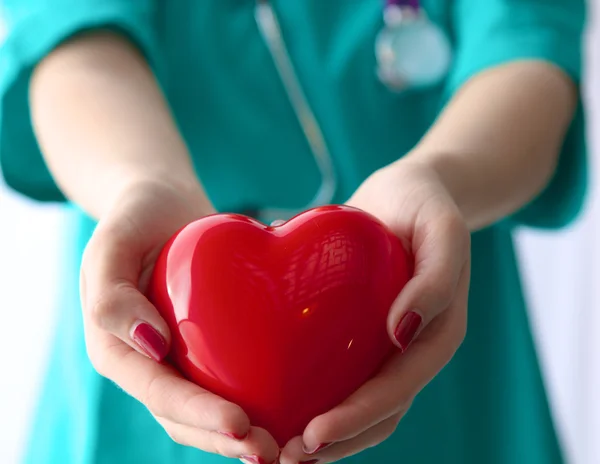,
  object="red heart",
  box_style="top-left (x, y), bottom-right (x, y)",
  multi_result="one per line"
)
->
top-left (148, 205), bottom-right (413, 446)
